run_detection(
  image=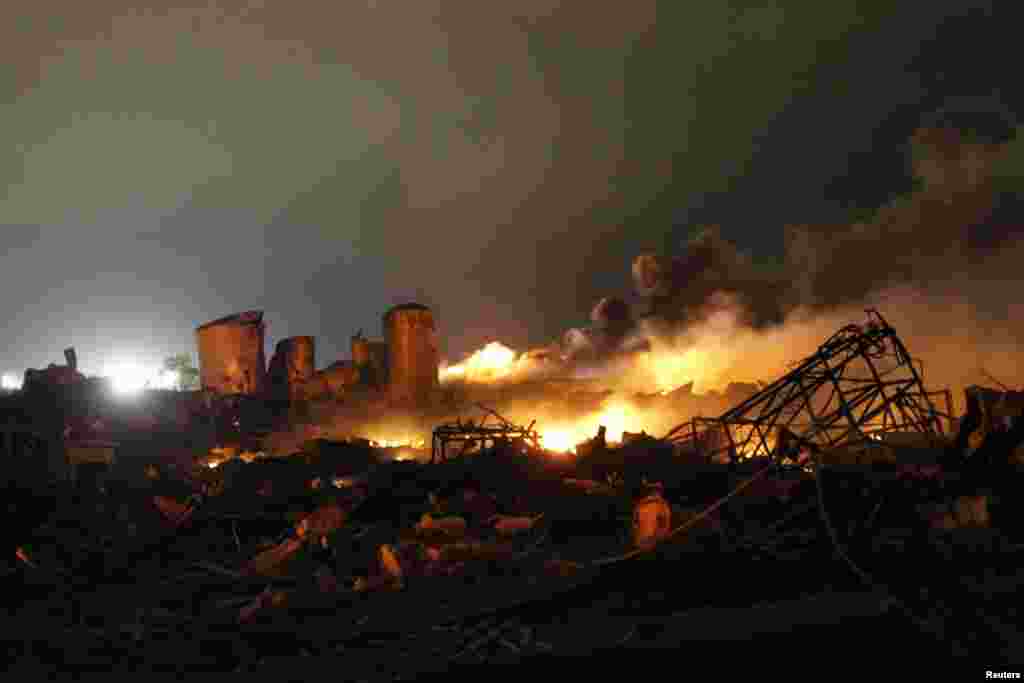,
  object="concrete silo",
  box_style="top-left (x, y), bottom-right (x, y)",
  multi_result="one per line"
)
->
top-left (351, 333), bottom-right (389, 387)
top-left (383, 303), bottom-right (438, 405)
top-left (195, 311), bottom-right (266, 395)
top-left (267, 336), bottom-right (315, 400)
